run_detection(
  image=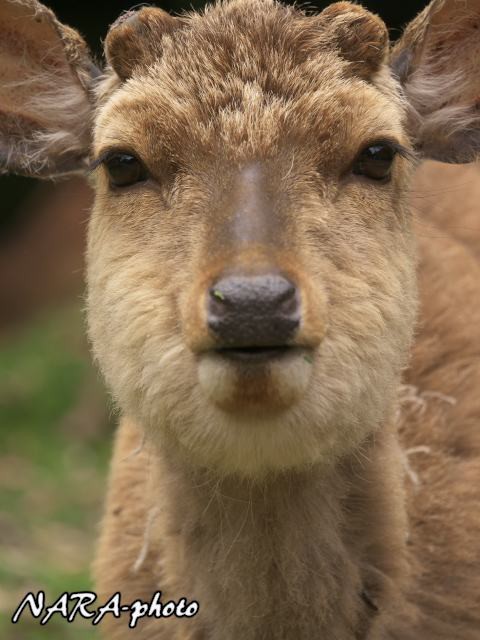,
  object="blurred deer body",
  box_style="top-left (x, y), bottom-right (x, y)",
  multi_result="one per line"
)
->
top-left (1, 0), bottom-right (480, 638)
